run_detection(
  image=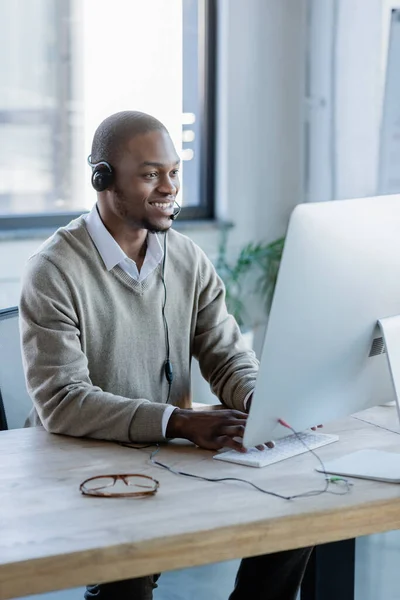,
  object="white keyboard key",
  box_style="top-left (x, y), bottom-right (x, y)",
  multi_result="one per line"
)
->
top-left (213, 431), bottom-right (339, 468)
